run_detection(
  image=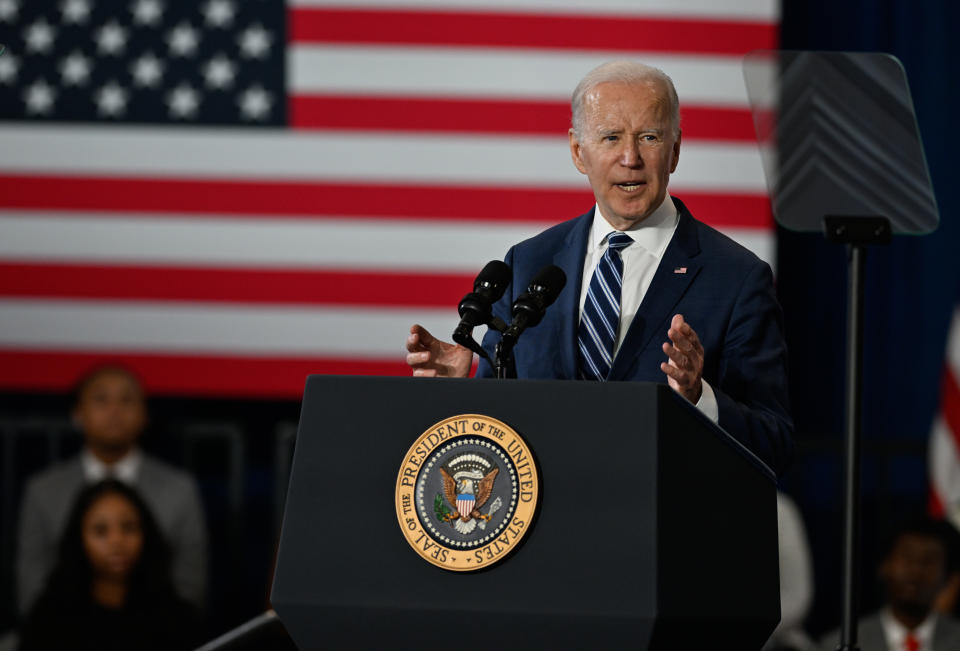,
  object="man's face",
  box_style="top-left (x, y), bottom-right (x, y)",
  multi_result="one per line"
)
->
top-left (73, 370), bottom-right (146, 454)
top-left (569, 80), bottom-right (681, 231)
top-left (881, 533), bottom-right (947, 619)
